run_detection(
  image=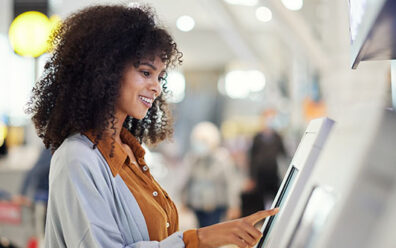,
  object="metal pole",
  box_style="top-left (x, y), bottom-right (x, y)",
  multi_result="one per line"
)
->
top-left (34, 57), bottom-right (39, 82)
top-left (392, 60), bottom-right (396, 110)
